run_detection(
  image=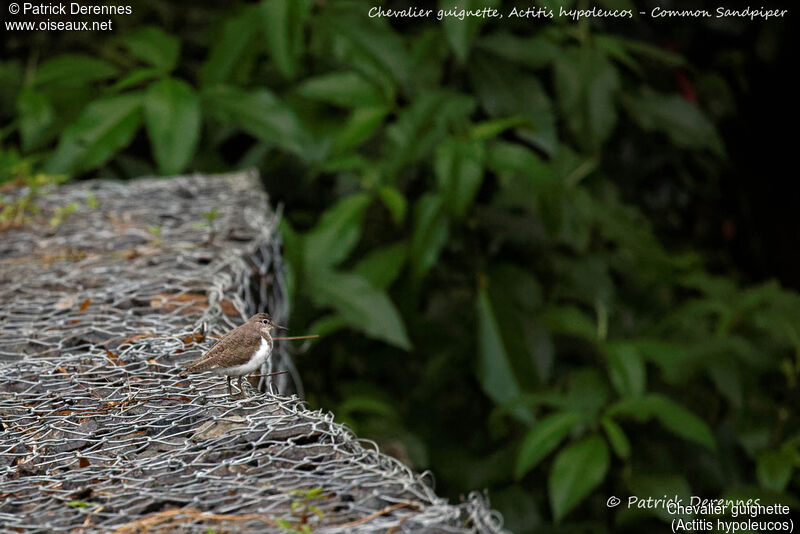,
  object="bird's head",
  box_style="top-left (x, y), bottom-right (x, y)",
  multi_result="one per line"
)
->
top-left (250, 312), bottom-right (286, 335)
